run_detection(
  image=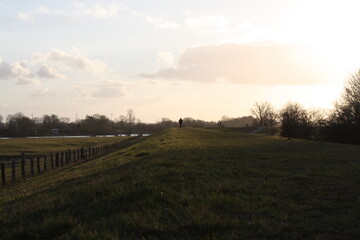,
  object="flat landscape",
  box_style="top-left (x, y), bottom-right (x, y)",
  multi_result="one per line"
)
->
top-left (0, 137), bottom-right (128, 155)
top-left (0, 128), bottom-right (359, 239)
